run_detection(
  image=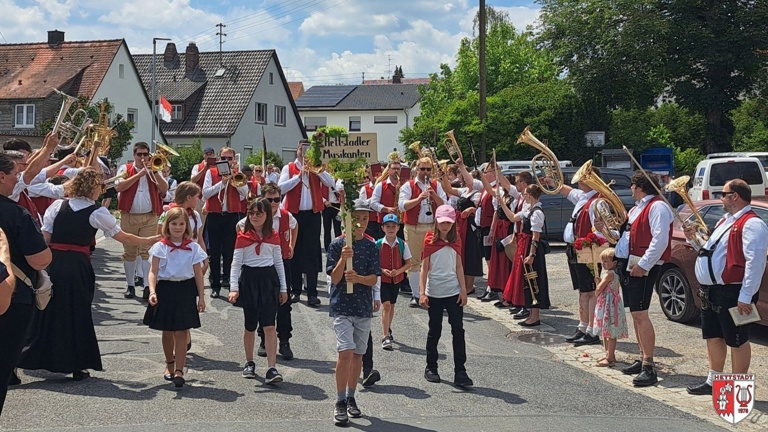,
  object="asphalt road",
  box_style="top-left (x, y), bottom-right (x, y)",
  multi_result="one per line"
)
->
top-left (0, 238), bottom-right (733, 432)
